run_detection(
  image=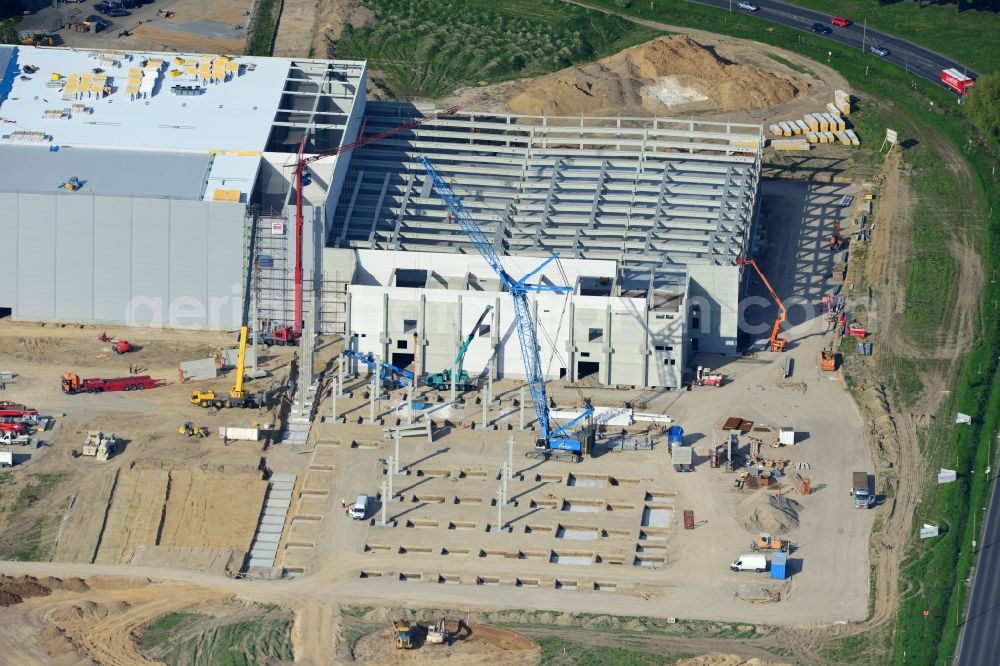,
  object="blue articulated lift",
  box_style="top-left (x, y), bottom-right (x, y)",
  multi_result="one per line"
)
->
top-left (418, 156), bottom-right (594, 462)
top-left (343, 349), bottom-right (414, 389)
